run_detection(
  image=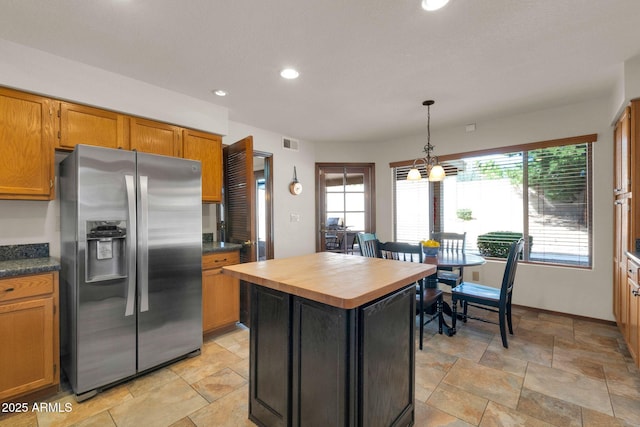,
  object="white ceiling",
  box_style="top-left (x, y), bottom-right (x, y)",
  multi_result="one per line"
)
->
top-left (1, 0), bottom-right (639, 144)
